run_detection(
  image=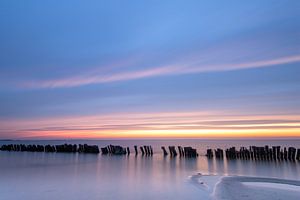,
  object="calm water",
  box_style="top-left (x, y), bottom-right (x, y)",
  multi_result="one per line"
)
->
top-left (0, 139), bottom-right (299, 200)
